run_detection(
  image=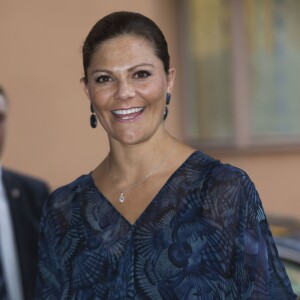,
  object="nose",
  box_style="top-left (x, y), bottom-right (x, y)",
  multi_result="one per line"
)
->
top-left (115, 79), bottom-right (135, 100)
